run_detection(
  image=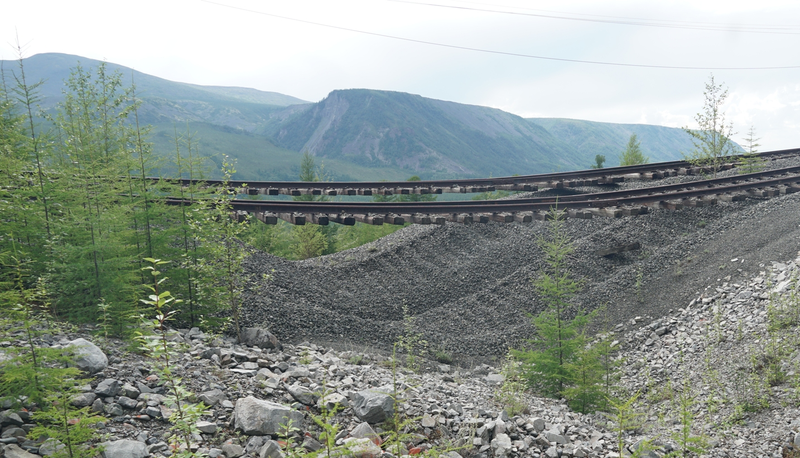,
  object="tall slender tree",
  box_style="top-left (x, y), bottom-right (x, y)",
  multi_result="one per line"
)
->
top-left (682, 75), bottom-right (736, 178)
